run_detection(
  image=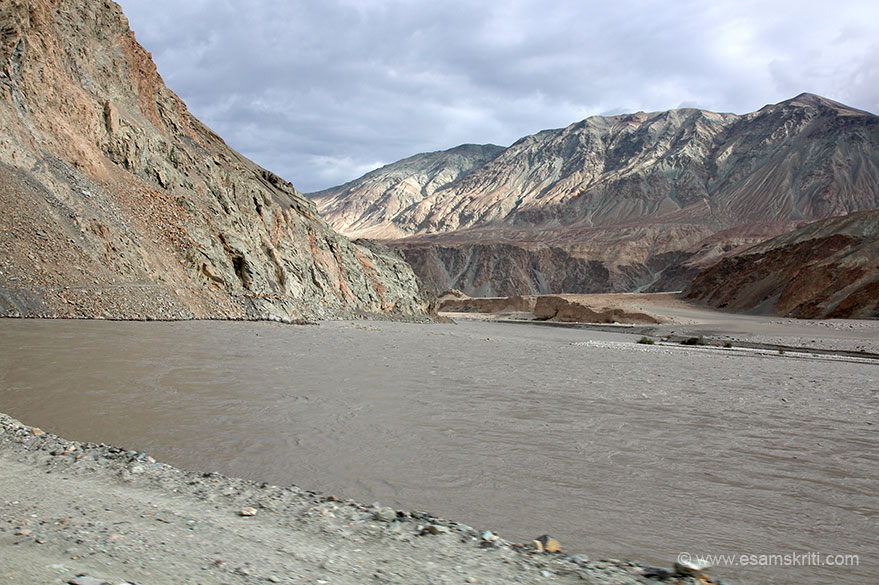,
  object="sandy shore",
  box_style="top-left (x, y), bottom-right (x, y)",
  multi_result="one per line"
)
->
top-left (0, 412), bottom-right (711, 585)
top-left (441, 292), bottom-right (879, 355)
